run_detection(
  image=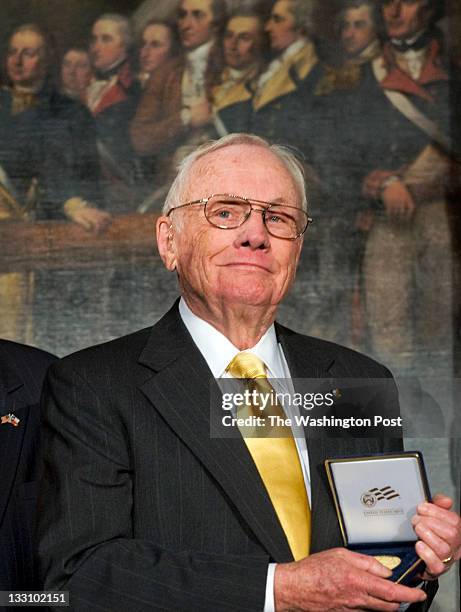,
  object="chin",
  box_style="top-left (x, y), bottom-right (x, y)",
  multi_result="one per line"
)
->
top-left (220, 283), bottom-right (275, 308)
